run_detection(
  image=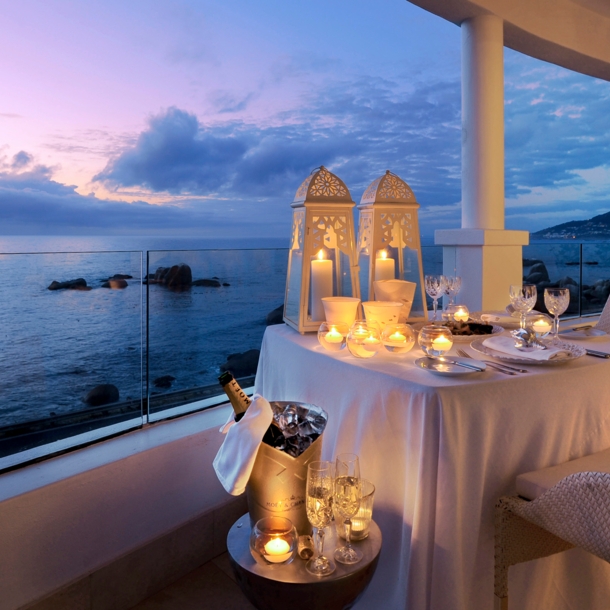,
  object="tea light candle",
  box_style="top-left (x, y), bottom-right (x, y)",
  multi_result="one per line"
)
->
top-left (264, 537), bottom-right (292, 563)
top-left (431, 335), bottom-right (452, 352)
top-left (364, 333), bottom-right (381, 345)
top-left (532, 319), bottom-right (552, 334)
top-left (453, 306), bottom-right (469, 322)
top-left (388, 331), bottom-right (407, 343)
top-left (352, 325), bottom-right (368, 339)
top-left (311, 250), bottom-right (333, 321)
top-left (324, 326), bottom-right (344, 343)
top-left (374, 249), bottom-right (395, 281)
